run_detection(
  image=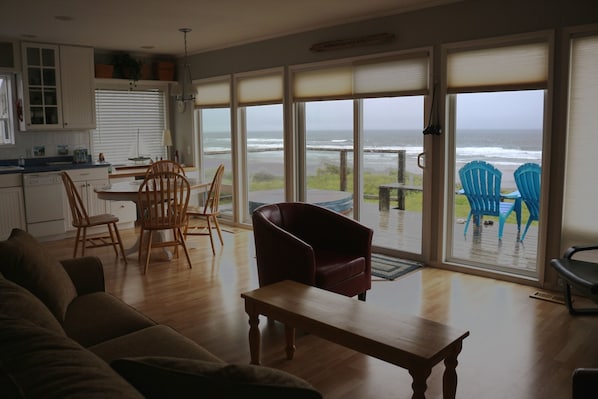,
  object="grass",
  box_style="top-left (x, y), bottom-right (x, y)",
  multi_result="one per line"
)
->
top-left (247, 162), bottom-right (530, 225)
